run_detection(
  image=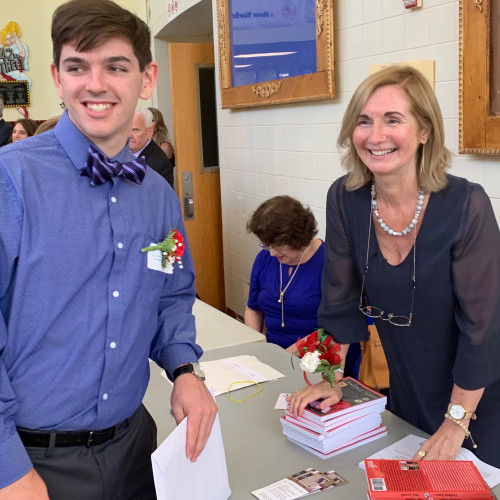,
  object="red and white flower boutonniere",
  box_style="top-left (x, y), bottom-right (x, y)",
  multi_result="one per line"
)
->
top-left (141, 229), bottom-right (185, 272)
top-left (295, 328), bottom-right (342, 387)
